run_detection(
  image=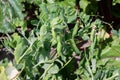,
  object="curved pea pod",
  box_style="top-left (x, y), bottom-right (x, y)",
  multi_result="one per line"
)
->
top-left (72, 22), bottom-right (79, 38)
top-left (70, 39), bottom-right (80, 54)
